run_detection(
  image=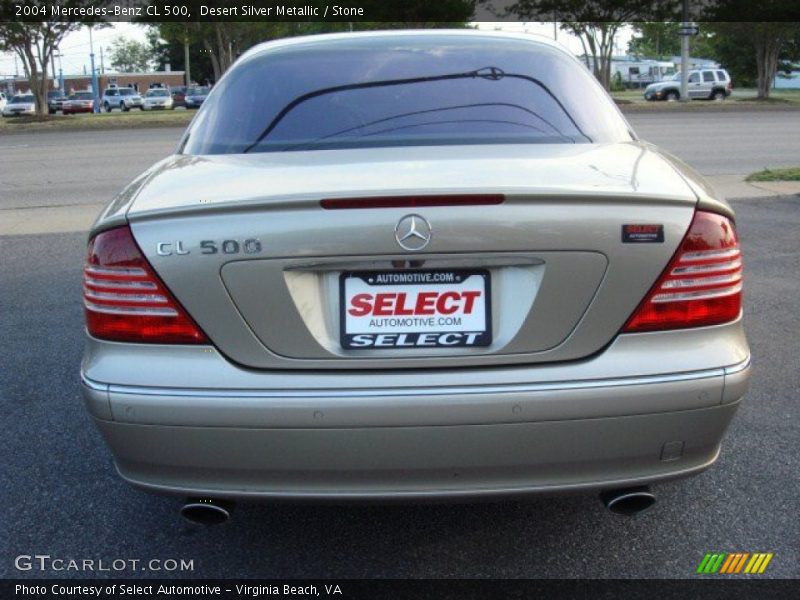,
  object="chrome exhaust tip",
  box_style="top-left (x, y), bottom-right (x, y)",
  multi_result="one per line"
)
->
top-left (180, 498), bottom-right (234, 525)
top-left (600, 486), bottom-right (656, 516)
